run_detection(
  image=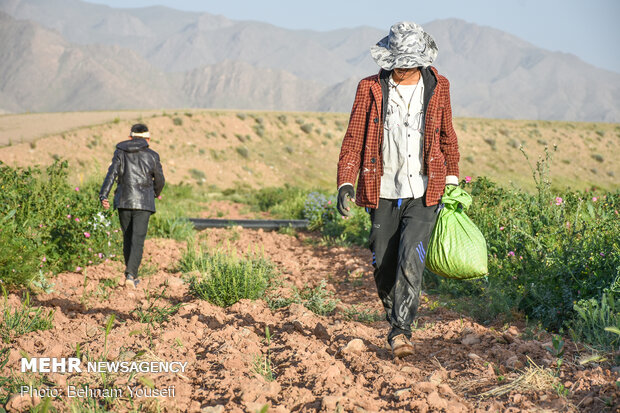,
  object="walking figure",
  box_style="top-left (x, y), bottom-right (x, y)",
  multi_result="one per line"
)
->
top-left (100, 123), bottom-right (165, 288)
top-left (337, 22), bottom-right (460, 357)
